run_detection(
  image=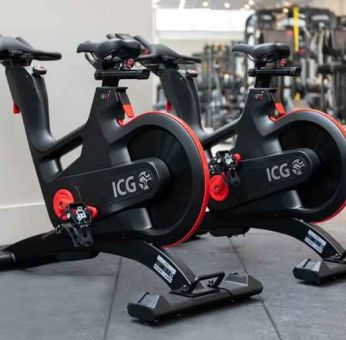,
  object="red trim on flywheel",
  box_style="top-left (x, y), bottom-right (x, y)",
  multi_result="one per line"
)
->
top-left (276, 108), bottom-right (346, 222)
top-left (162, 112), bottom-right (210, 247)
top-left (118, 111), bottom-right (210, 247)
